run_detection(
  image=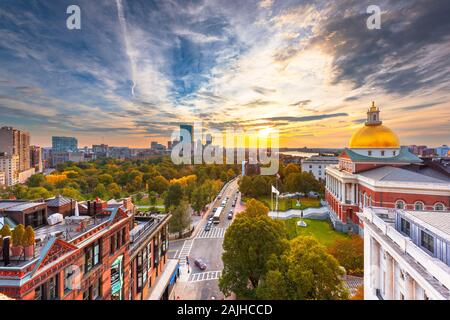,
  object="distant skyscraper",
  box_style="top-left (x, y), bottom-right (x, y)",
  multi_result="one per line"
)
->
top-left (52, 136), bottom-right (78, 152)
top-left (0, 126), bottom-right (30, 171)
top-left (180, 124), bottom-right (193, 144)
top-left (30, 145), bottom-right (43, 173)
